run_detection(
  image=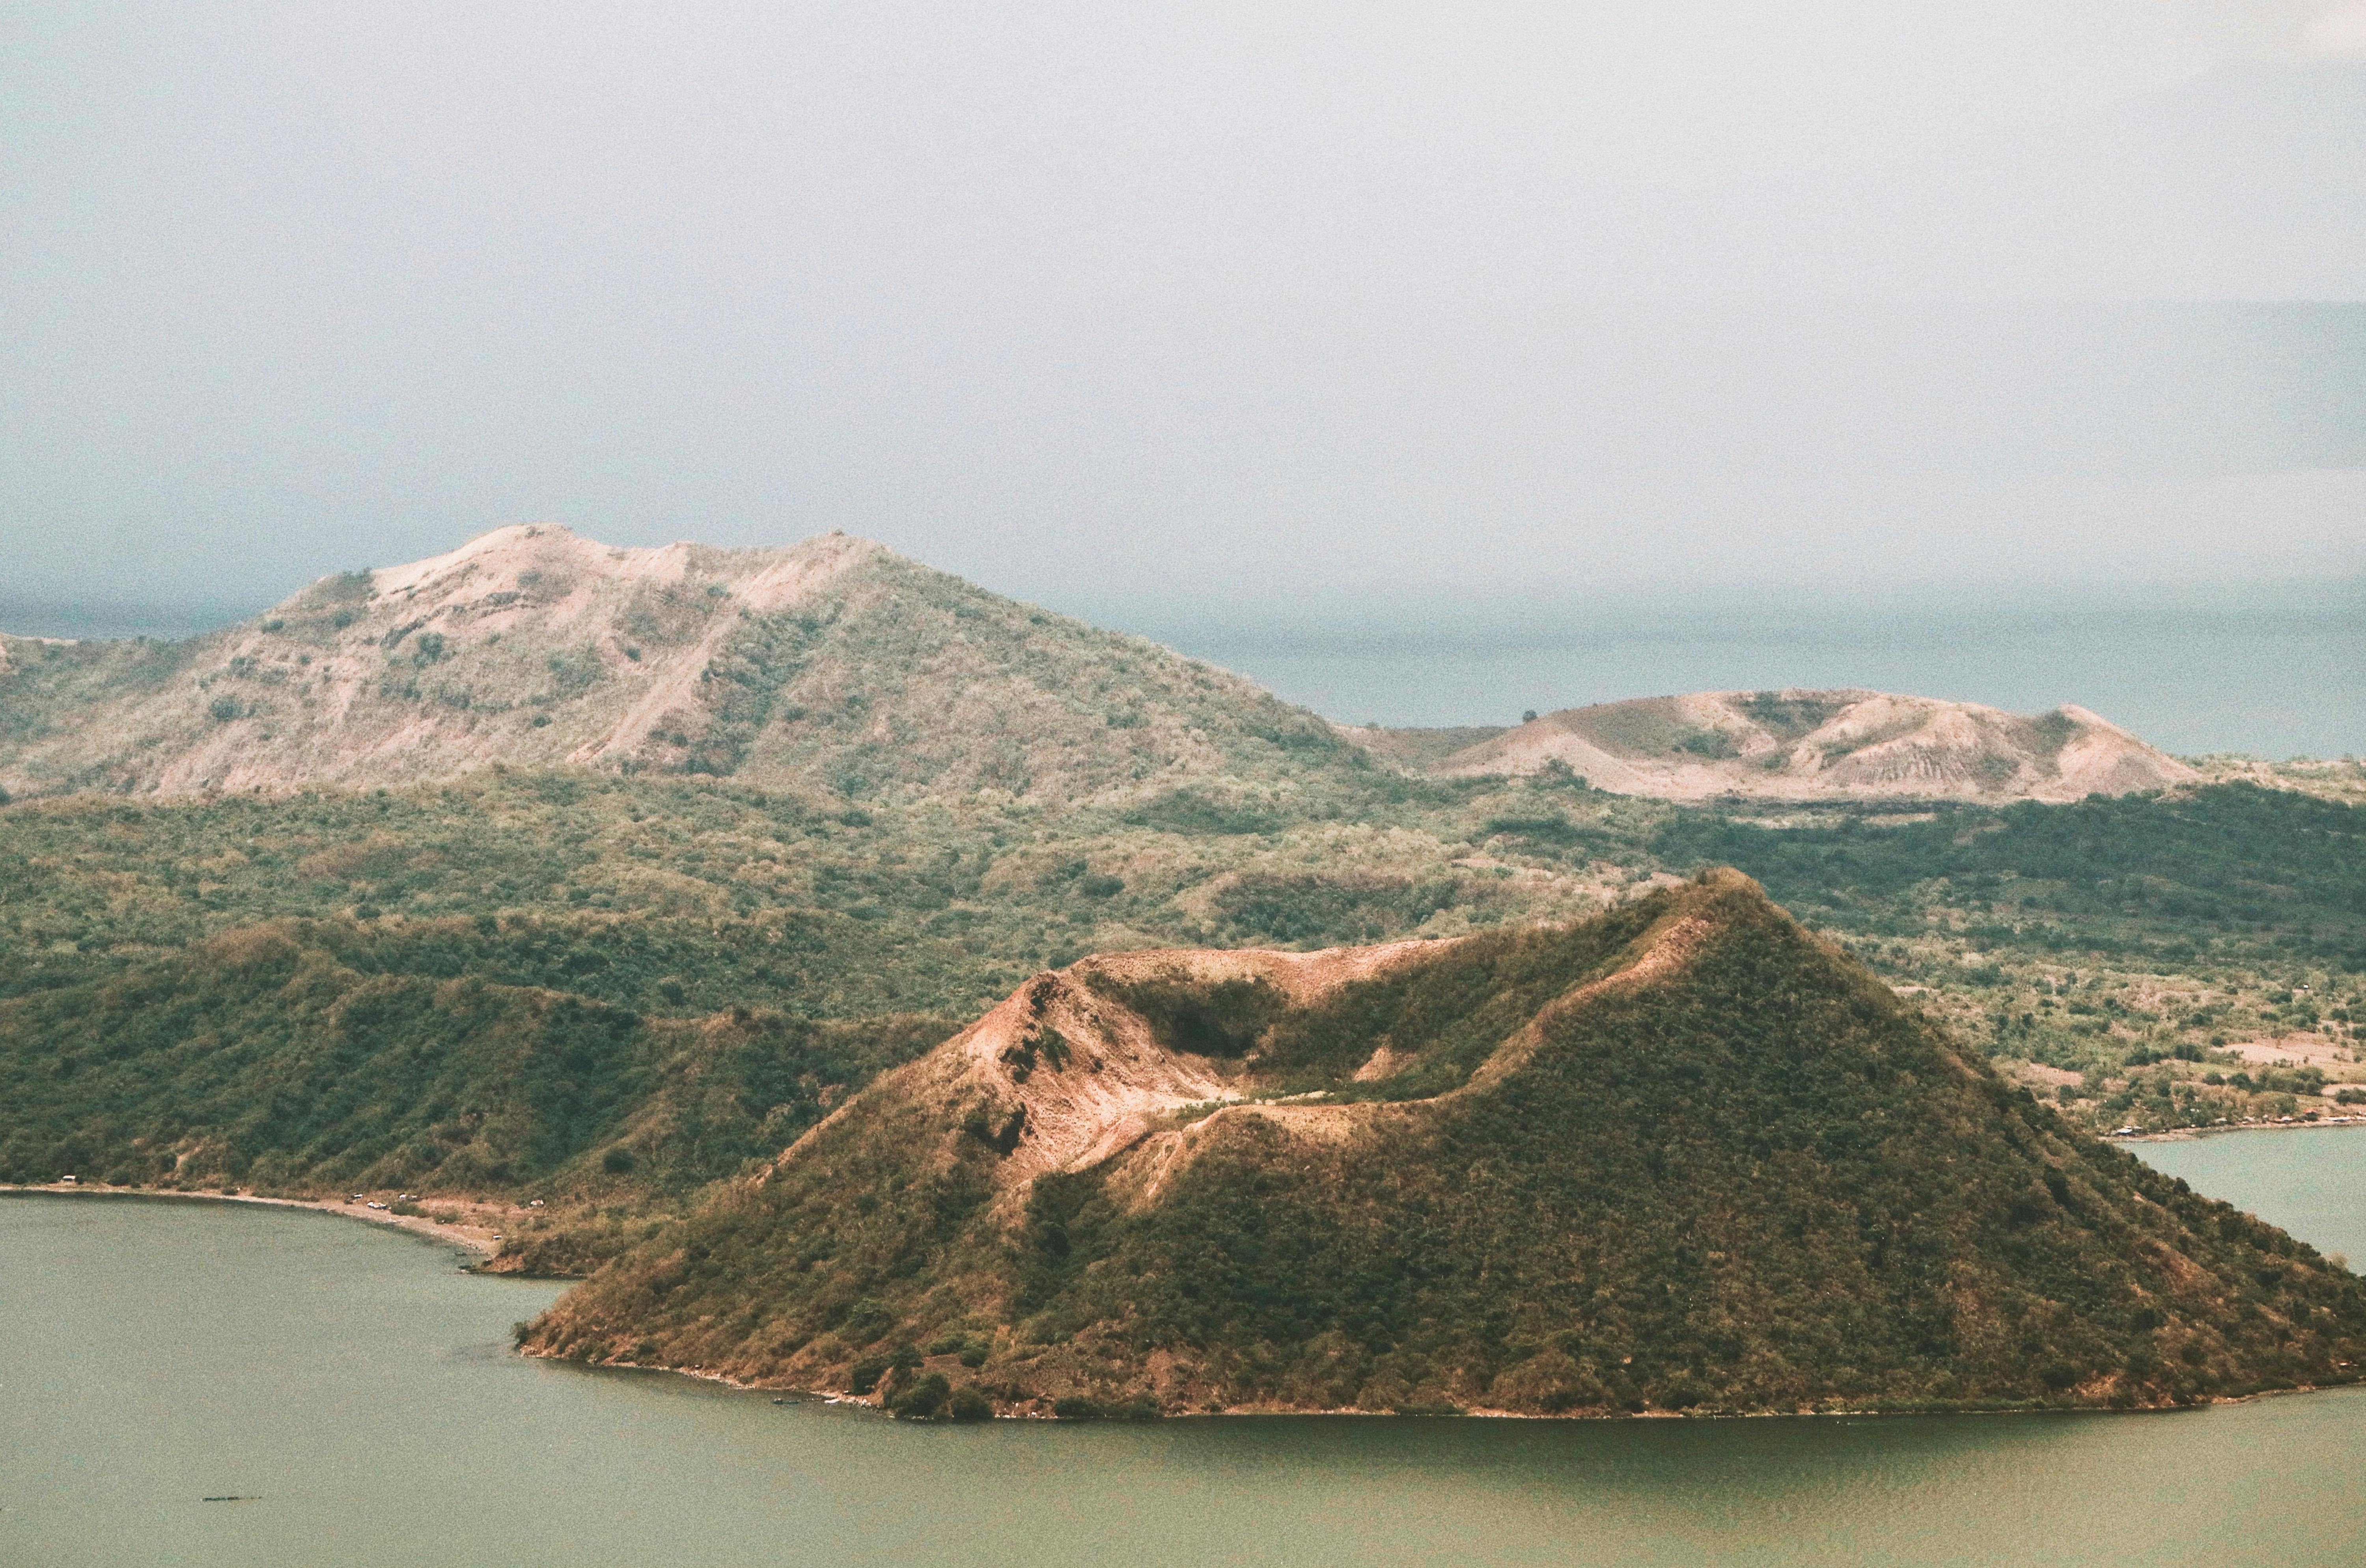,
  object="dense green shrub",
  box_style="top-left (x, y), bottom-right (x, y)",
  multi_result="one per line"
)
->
top-left (888, 1372), bottom-right (952, 1419)
top-left (1211, 871), bottom-right (1458, 946)
top-left (1085, 973), bottom-right (1285, 1059)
